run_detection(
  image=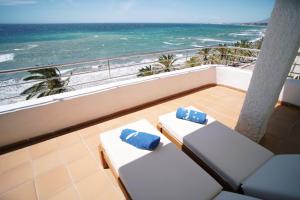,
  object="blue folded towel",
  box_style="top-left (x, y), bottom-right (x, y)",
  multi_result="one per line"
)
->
top-left (176, 107), bottom-right (207, 124)
top-left (120, 129), bottom-right (160, 150)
